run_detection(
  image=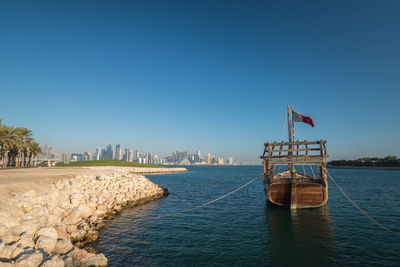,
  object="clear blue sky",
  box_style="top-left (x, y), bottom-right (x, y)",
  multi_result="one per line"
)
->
top-left (1, 0), bottom-right (399, 162)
